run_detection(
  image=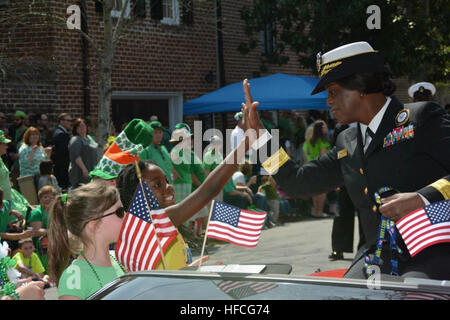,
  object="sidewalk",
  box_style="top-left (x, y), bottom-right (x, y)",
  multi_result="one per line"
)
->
top-left (194, 217), bottom-right (359, 276)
